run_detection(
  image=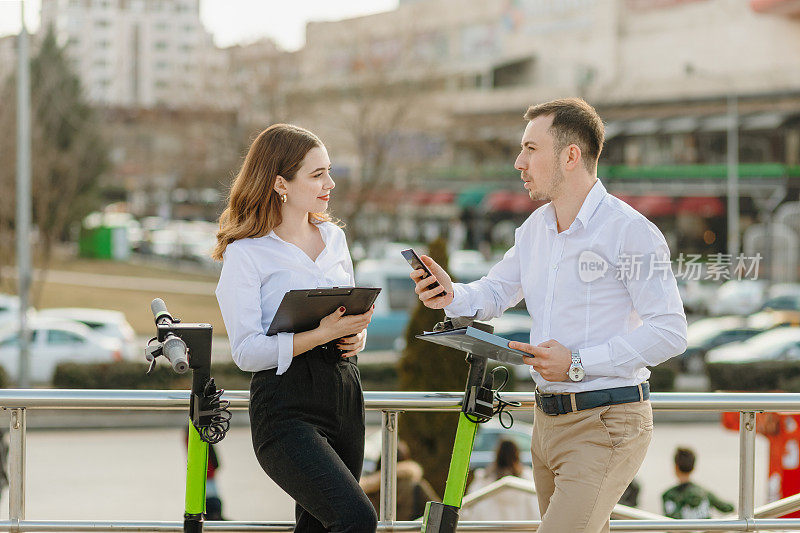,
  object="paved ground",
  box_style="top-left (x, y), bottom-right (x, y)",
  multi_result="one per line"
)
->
top-left (0, 420), bottom-right (770, 522)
